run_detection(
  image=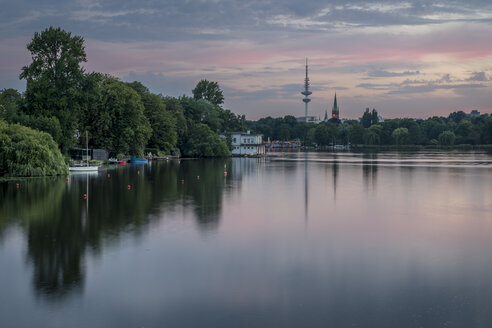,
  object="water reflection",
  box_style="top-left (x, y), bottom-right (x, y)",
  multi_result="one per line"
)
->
top-left (1, 152), bottom-right (492, 327)
top-left (0, 159), bottom-right (236, 301)
top-left (362, 152), bottom-right (378, 192)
